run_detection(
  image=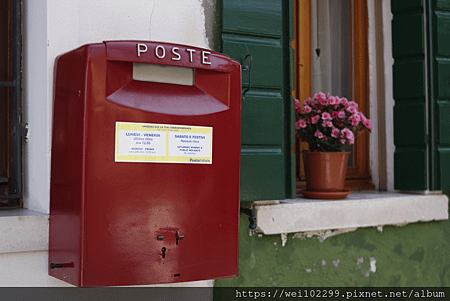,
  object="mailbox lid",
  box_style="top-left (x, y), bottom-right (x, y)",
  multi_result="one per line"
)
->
top-left (104, 41), bottom-right (239, 116)
top-left (104, 40), bottom-right (235, 72)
